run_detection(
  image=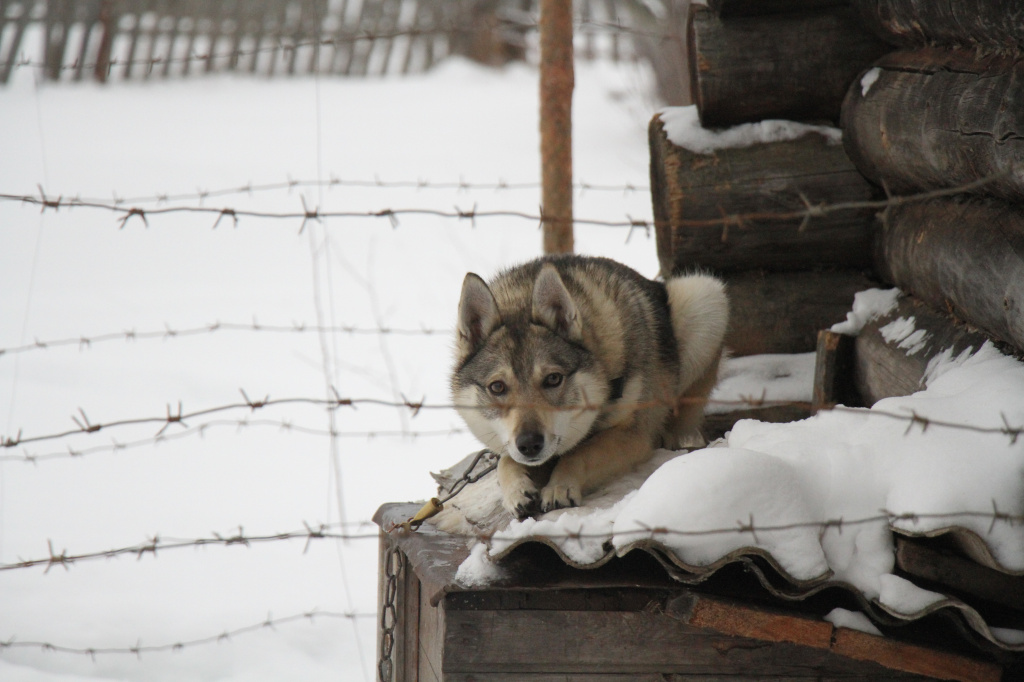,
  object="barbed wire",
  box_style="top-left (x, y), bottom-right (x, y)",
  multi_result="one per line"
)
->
top-left (67, 176), bottom-right (649, 207)
top-left (2, 392), bottom-right (1021, 455)
top-left (0, 418), bottom-right (469, 464)
top-left (1, 170), bottom-right (1012, 237)
top-left (0, 608), bottom-right (374, 659)
top-left (3, 506), bottom-right (1020, 577)
top-left (0, 18), bottom-right (669, 77)
top-left (0, 319), bottom-right (451, 358)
